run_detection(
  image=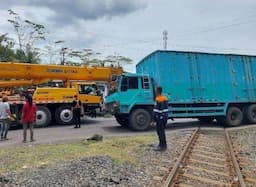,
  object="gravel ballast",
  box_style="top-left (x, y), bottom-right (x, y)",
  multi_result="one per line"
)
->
top-left (229, 127), bottom-right (256, 186)
top-left (0, 129), bottom-right (195, 187)
top-left (1, 156), bottom-right (139, 187)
